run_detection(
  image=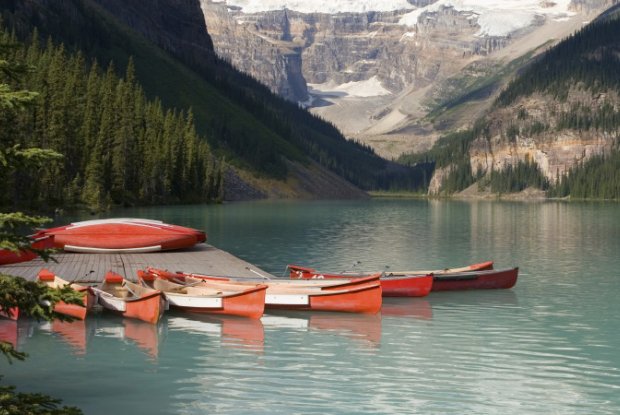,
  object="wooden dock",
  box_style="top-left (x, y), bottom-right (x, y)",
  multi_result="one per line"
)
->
top-left (0, 244), bottom-right (275, 283)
